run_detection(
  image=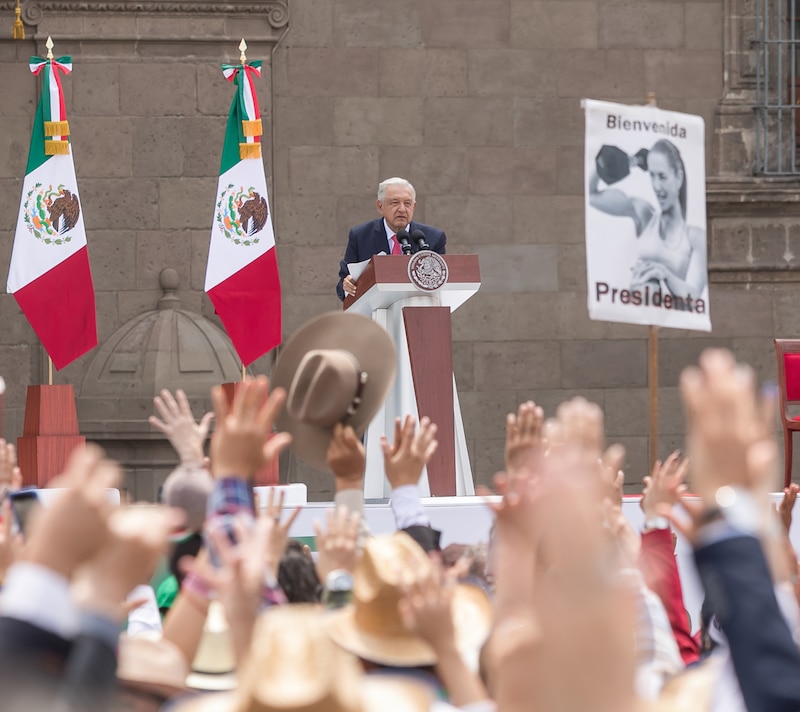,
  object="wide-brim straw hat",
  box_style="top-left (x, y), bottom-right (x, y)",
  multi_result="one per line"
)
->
top-left (271, 312), bottom-right (396, 471)
top-left (325, 532), bottom-right (493, 668)
top-left (117, 634), bottom-right (189, 699)
top-left (173, 605), bottom-right (431, 712)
